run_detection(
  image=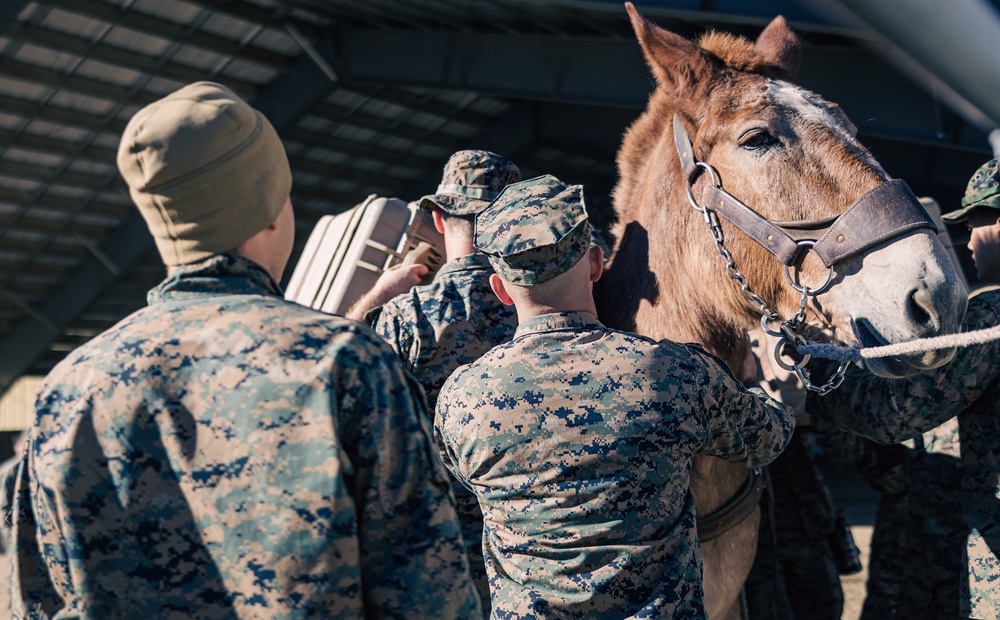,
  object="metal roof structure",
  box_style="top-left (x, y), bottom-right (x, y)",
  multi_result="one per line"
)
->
top-left (1, 0), bottom-right (998, 396)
